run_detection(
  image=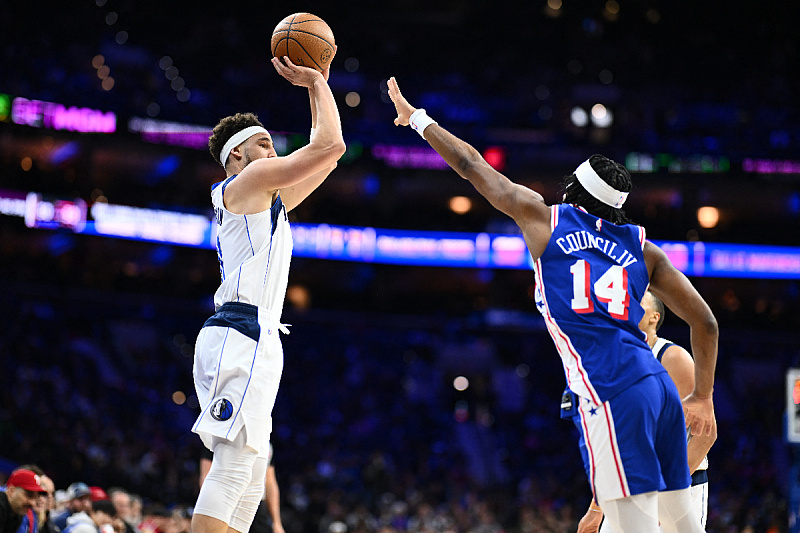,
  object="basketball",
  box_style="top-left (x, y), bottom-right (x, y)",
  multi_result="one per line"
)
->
top-left (271, 13), bottom-right (335, 72)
